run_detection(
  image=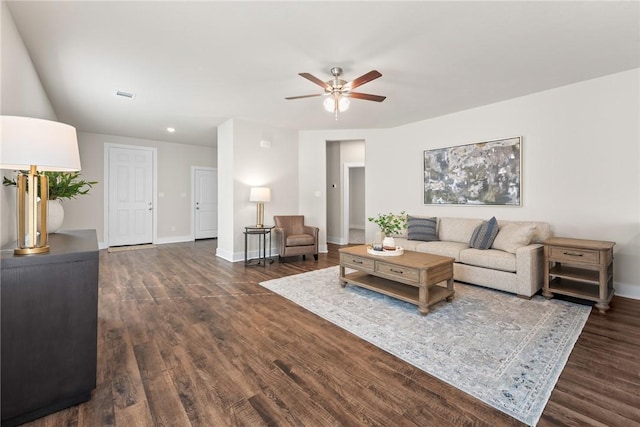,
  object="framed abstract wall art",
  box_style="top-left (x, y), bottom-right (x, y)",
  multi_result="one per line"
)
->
top-left (423, 136), bottom-right (522, 206)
